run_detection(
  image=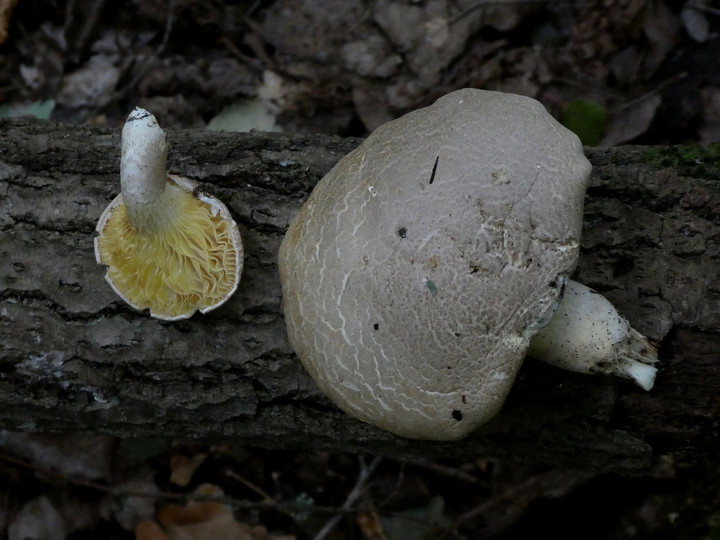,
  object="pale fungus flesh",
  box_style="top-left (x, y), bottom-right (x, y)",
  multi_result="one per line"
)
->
top-left (94, 108), bottom-right (243, 321)
top-left (279, 88), bottom-right (657, 441)
top-left (527, 280), bottom-right (657, 391)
